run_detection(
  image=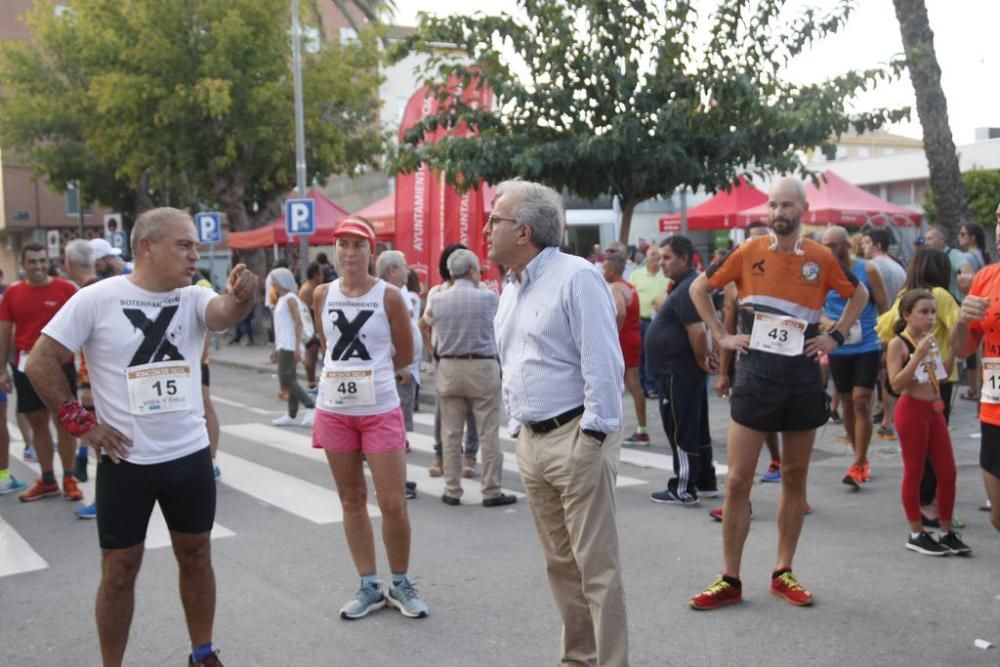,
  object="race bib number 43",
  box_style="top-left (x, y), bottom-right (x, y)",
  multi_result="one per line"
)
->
top-left (749, 313), bottom-right (807, 357)
top-left (320, 369), bottom-right (376, 408)
top-left (981, 358), bottom-right (1000, 404)
top-left (127, 362), bottom-right (193, 415)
